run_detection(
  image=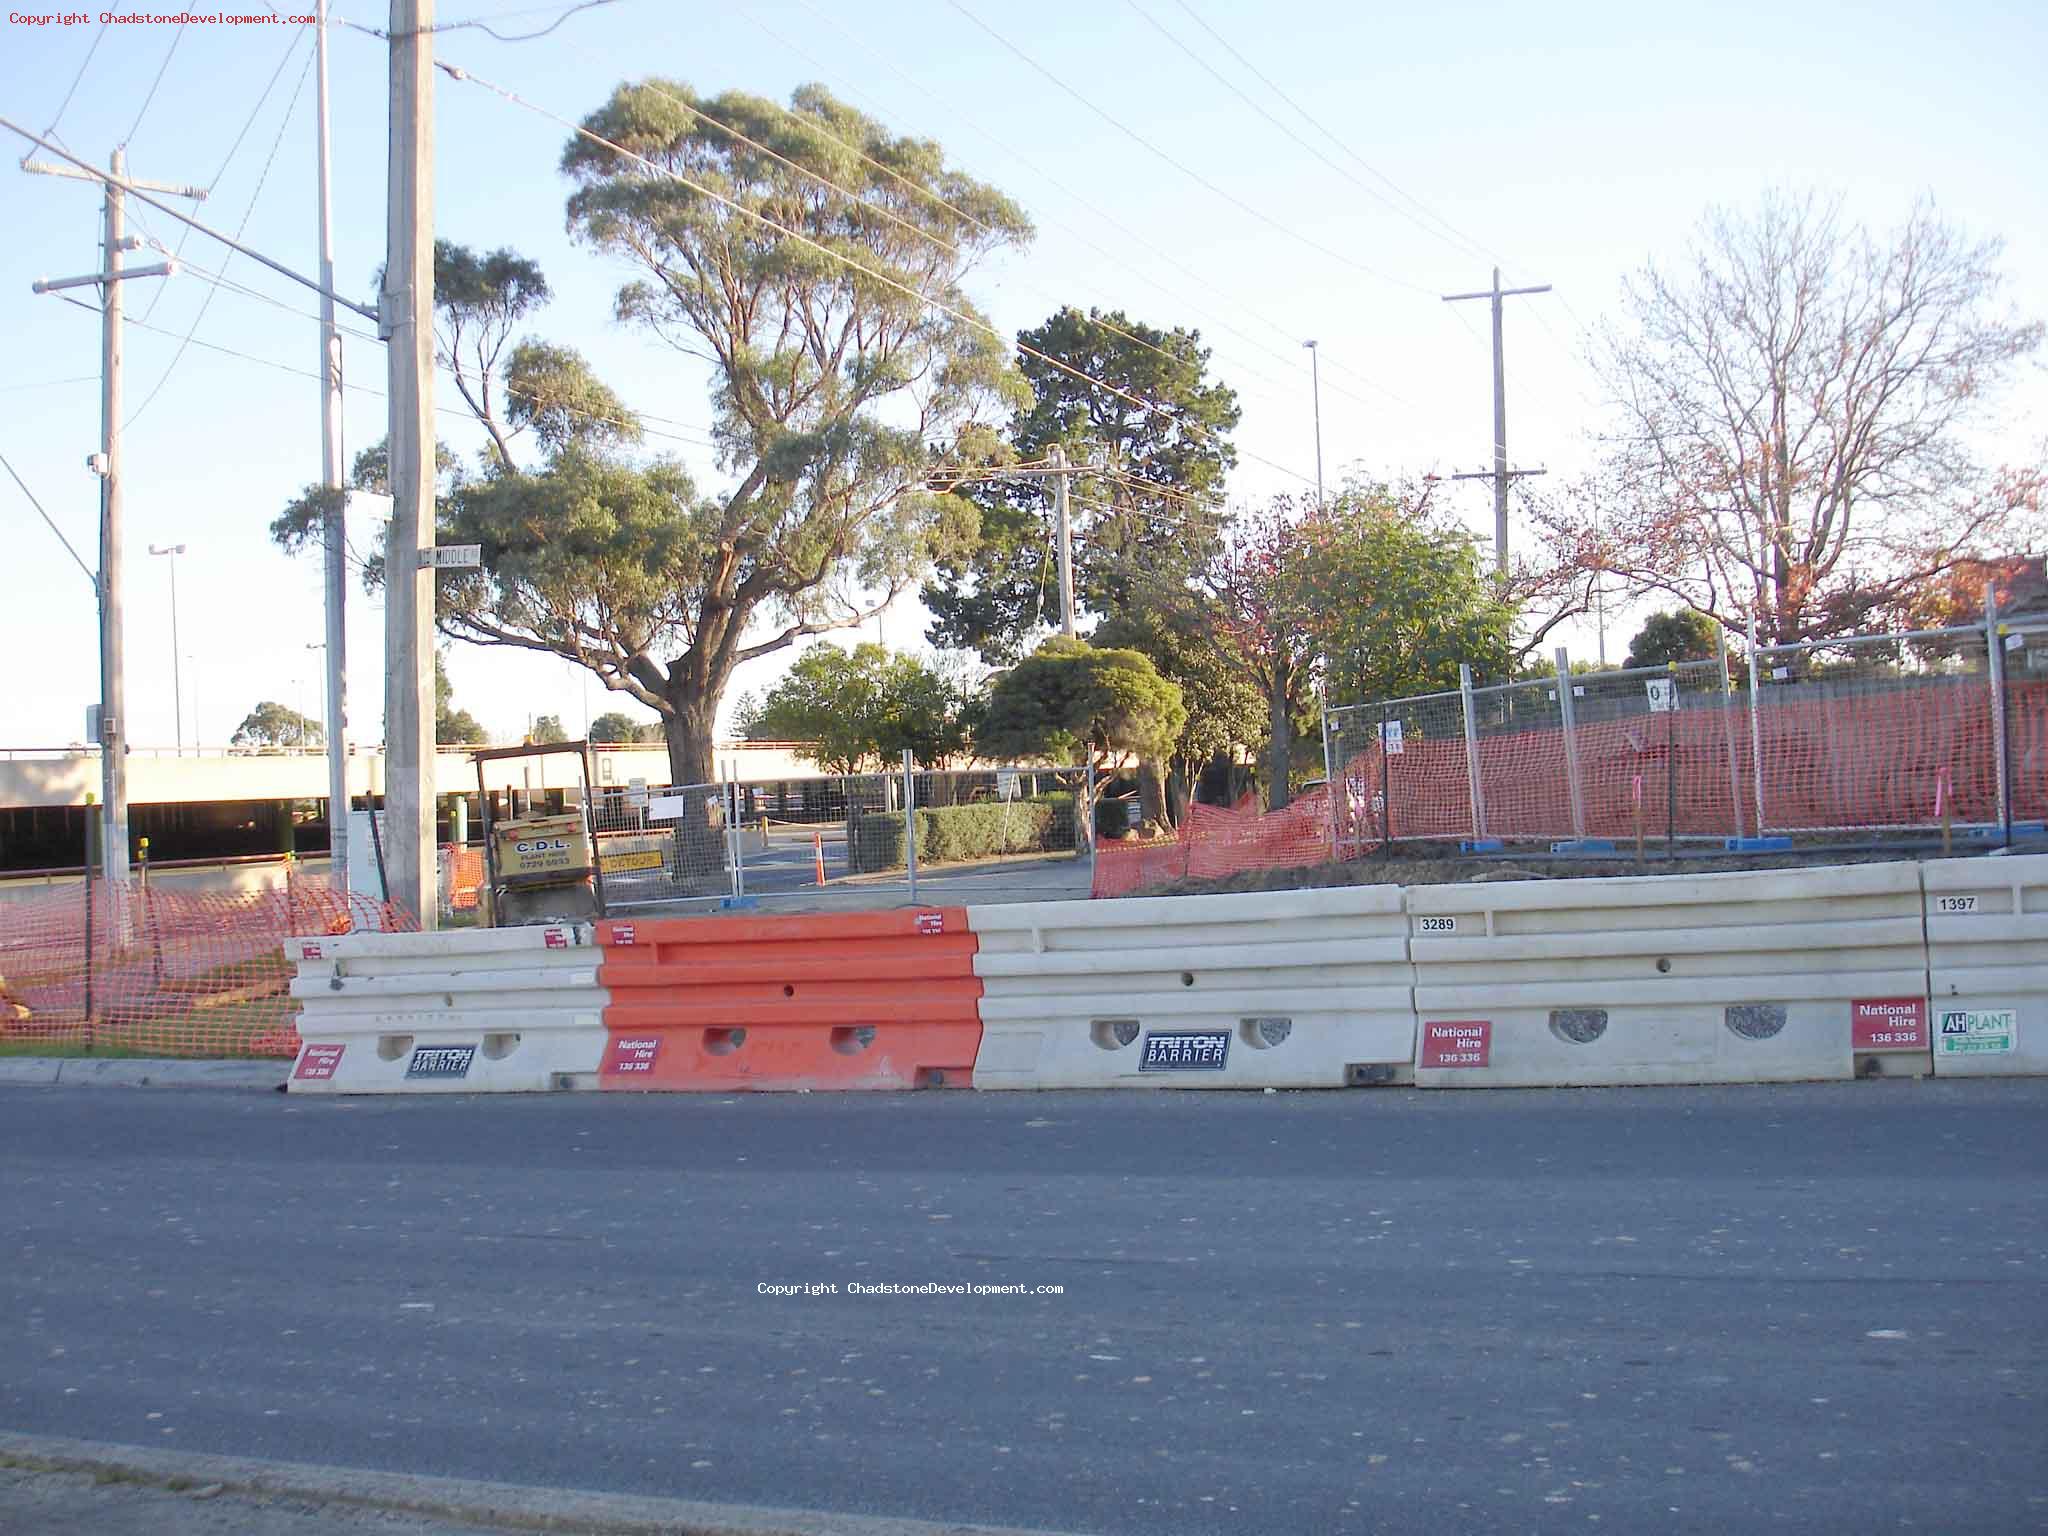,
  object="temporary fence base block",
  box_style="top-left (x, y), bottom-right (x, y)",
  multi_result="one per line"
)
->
top-left (1726, 836), bottom-right (1794, 851)
top-left (1459, 839), bottom-right (1505, 853)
